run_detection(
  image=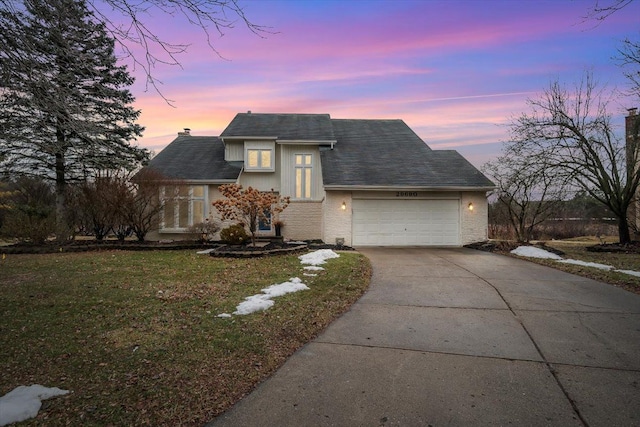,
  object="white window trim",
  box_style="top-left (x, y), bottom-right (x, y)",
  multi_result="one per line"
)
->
top-left (160, 185), bottom-right (207, 232)
top-left (244, 141), bottom-right (275, 172)
top-left (294, 153), bottom-right (313, 200)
